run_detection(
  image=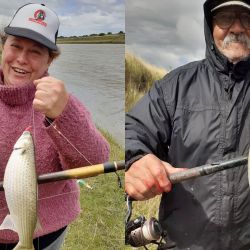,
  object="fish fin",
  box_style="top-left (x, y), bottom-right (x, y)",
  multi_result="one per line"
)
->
top-left (35, 218), bottom-right (42, 232)
top-left (13, 242), bottom-right (35, 250)
top-left (35, 186), bottom-right (42, 233)
top-left (19, 148), bottom-right (26, 155)
top-left (0, 214), bottom-right (17, 232)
